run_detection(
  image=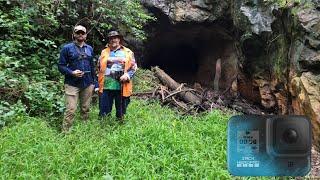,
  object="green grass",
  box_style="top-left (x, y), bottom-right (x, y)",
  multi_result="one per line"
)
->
top-left (0, 99), bottom-right (233, 179)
